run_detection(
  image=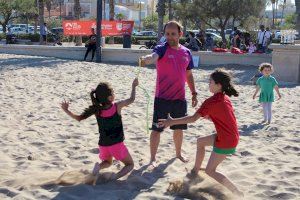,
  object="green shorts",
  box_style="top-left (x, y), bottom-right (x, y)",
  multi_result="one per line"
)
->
top-left (213, 147), bottom-right (236, 155)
